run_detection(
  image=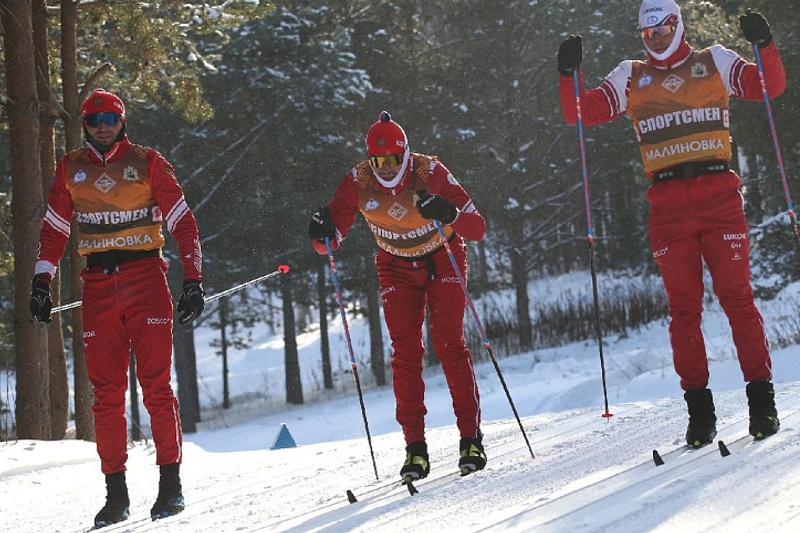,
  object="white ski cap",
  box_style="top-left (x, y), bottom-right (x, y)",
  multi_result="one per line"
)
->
top-left (638, 0), bottom-right (681, 30)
